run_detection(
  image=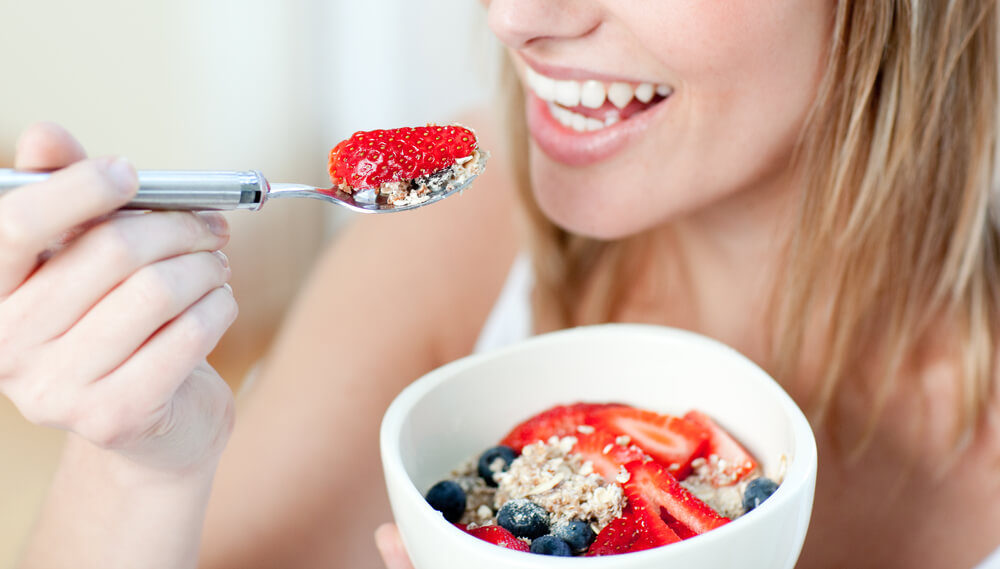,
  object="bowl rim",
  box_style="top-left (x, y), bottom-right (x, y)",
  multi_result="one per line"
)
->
top-left (380, 323), bottom-right (818, 563)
